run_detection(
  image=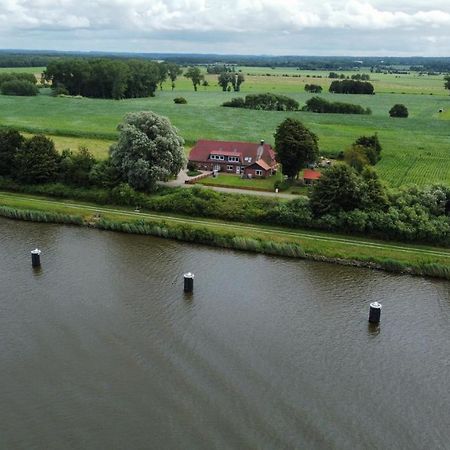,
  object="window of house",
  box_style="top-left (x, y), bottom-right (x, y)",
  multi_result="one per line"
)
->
top-left (227, 165), bottom-right (233, 171)
top-left (255, 169), bottom-right (263, 176)
top-left (228, 156), bottom-right (239, 162)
